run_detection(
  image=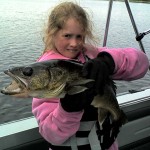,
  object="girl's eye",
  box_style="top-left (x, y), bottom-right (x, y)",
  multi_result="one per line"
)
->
top-left (64, 34), bottom-right (71, 38)
top-left (76, 35), bottom-right (82, 39)
top-left (63, 34), bottom-right (83, 39)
